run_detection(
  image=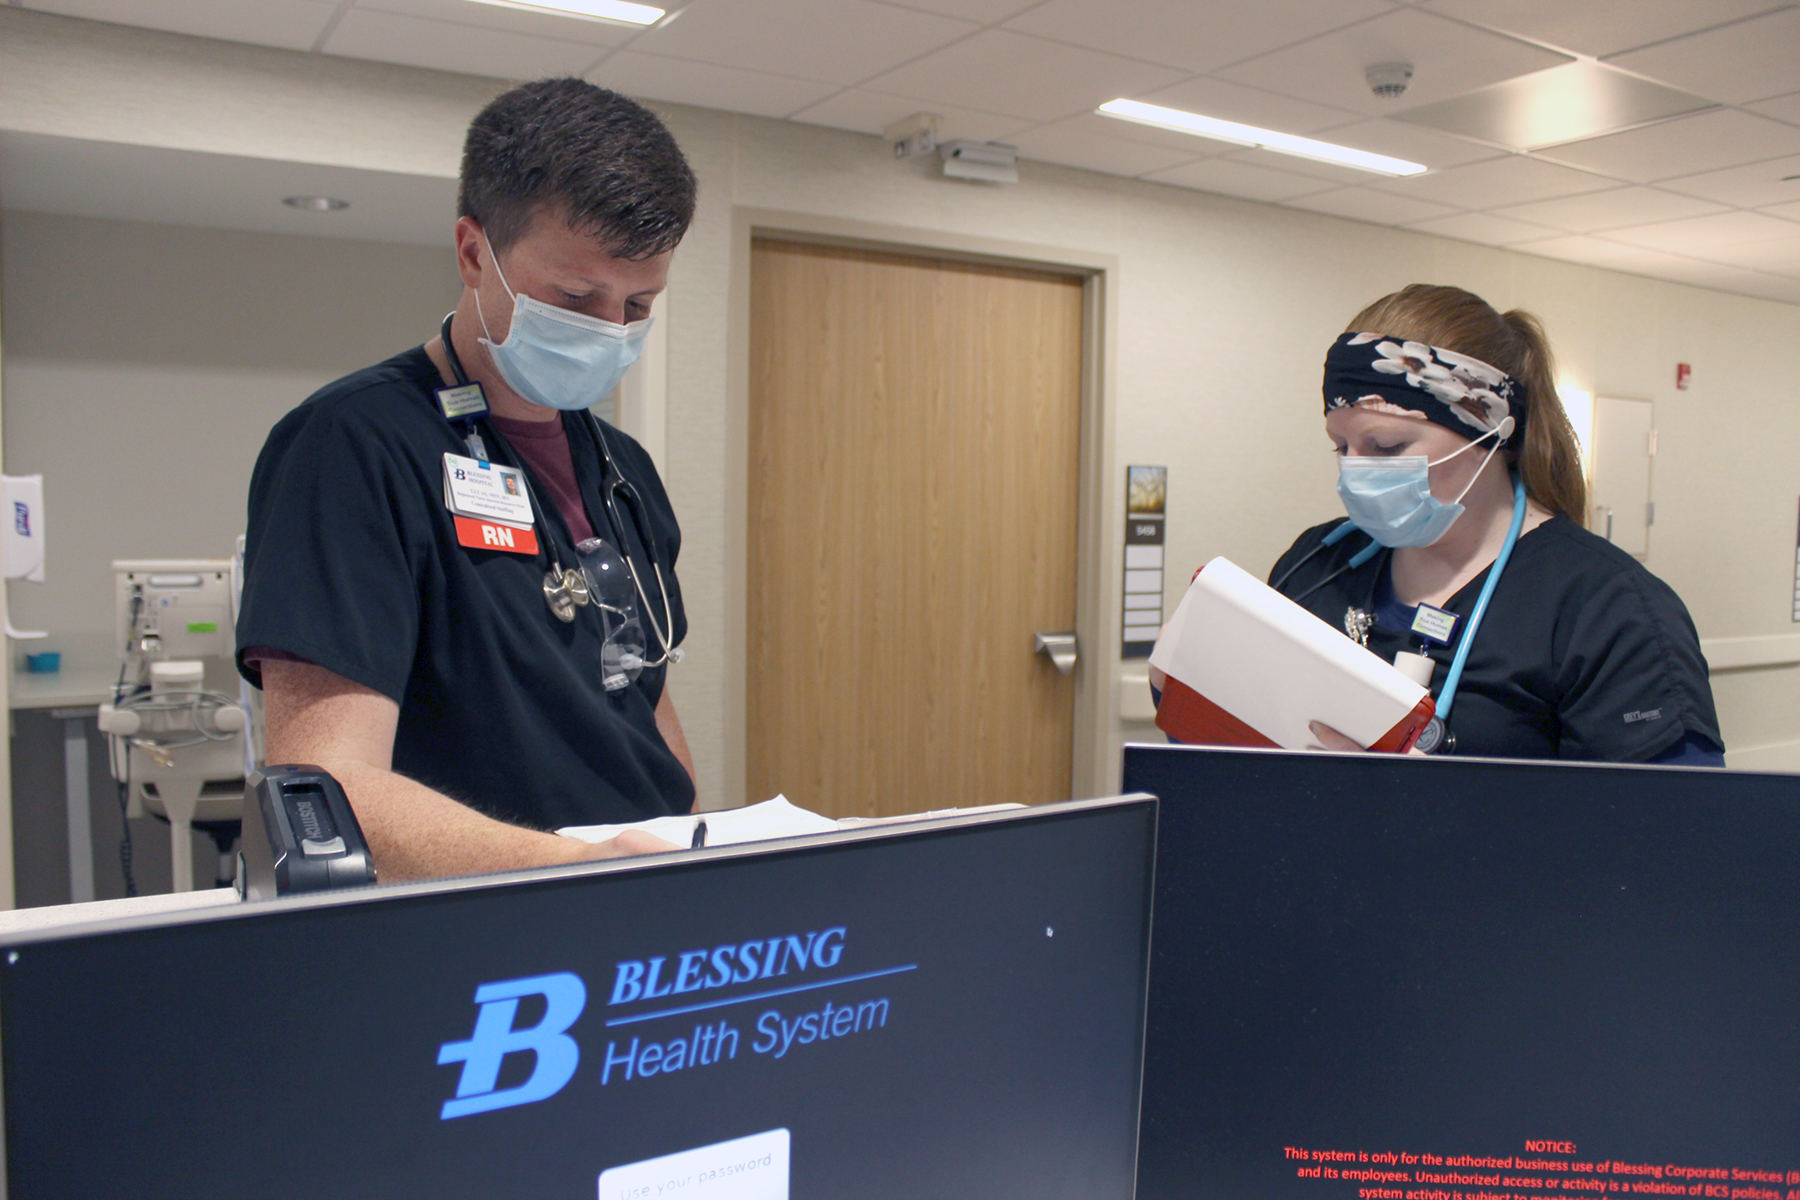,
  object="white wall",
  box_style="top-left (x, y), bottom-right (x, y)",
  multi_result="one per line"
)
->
top-left (0, 211), bottom-right (461, 634)
top-left (4, 8), bottom-right (1799, 799)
